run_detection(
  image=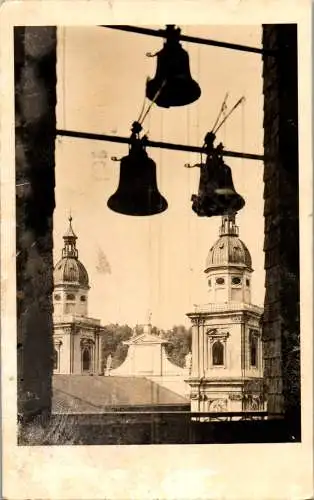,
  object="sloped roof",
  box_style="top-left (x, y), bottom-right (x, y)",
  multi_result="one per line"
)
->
top-left (52, 375), bottom-right (189, 414)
